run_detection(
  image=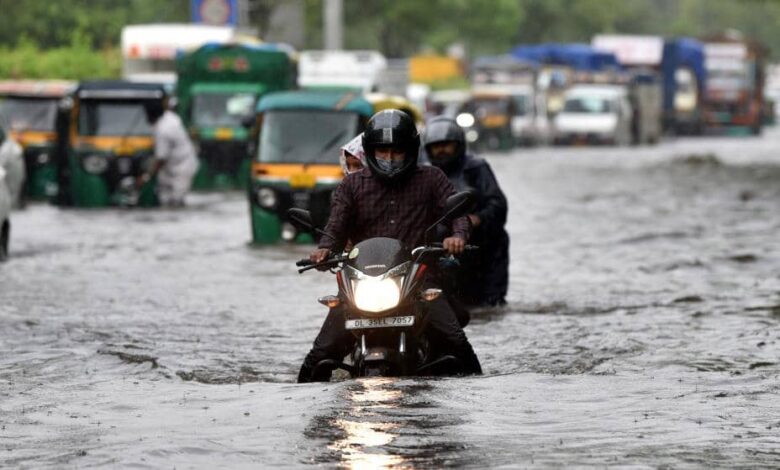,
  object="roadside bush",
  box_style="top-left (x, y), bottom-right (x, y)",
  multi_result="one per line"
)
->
top-left (0, 37), bottom-right (120, 80)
